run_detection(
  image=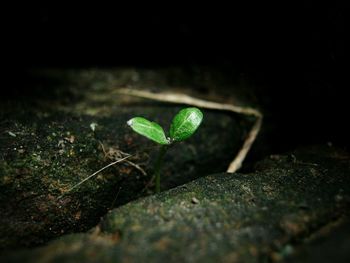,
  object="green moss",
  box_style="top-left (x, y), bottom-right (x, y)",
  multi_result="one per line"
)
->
top-left (2, 146), bottom-right (349, 262)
